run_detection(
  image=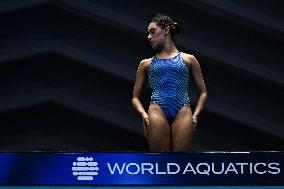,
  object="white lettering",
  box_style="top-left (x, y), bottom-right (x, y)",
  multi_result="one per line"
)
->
top-left (224, 163), bottom-right (238, 174)
top-left (141, 163), bottom-right (154, 174)
top-left (167, 163), bottom-right (180, 174)
top-left (107, 163), bottom-right (125, 174)
top-left (249, 163), bottom-right (253, 174)
top-left (183, 163), bottom-right (196, 174)
top-left (254, 163), bottom-right (267, 174)
top-left (155, 163), bottom-right (166, 174)
top-left (196, 163), bottom-right (210, 175)
top-left (236, 163), bottom-right (248, 174)
top-left (126, 163), bottom-right (140, 175)
top-left (212, 163), bottom-right (224, 174)
top-left (268, 163), bottom-right (280, 174)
